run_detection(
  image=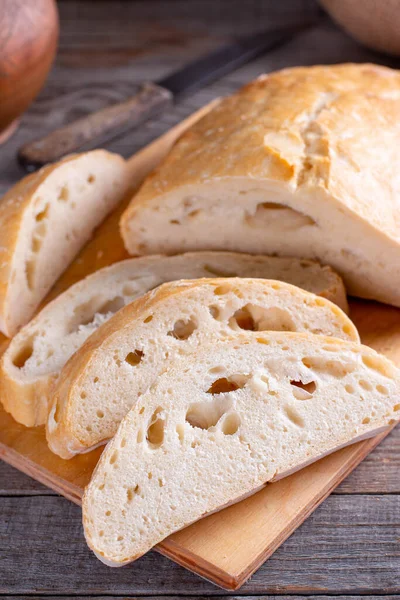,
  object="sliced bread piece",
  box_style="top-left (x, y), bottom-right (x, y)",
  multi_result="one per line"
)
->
top-left (83, 331), bottom-right (400, 566)
top-left (1, 252), bottom-right (348, 427)
top-left (47, 277), bottom-right (358, 458)
top-left (0, 150), bottom-right (129, 337)
top-left (120, 63), bottom-right (400, 307)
